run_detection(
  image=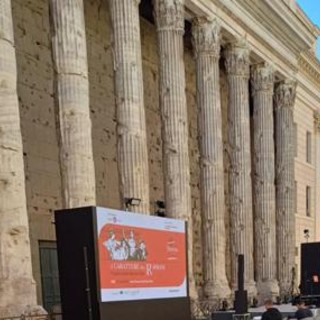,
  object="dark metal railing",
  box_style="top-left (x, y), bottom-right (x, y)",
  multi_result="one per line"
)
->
top-left (191, 300), bottom-right (221, 320)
